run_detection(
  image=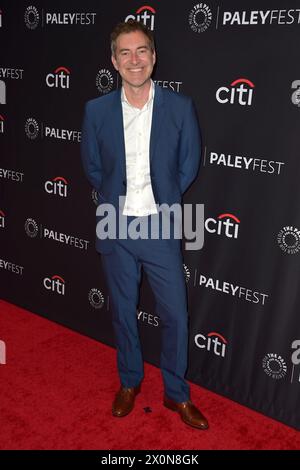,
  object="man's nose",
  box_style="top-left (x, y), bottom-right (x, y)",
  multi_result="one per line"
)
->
top-left (130, 51), bottom-right (139, 64)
